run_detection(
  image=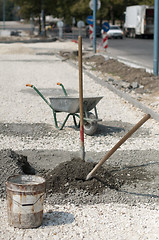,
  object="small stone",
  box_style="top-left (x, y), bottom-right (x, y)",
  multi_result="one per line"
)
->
top-left (131, 82), bottom-right (139, 89)
top-left (108, 77), bottom-right (114, 82)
